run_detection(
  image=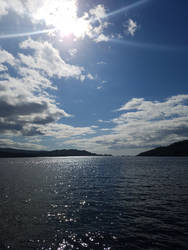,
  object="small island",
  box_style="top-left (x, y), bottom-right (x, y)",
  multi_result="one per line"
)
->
top-left (138, 140), bottom-right (188, 156)
top-left (0, 148), bottom-right (112, 158)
